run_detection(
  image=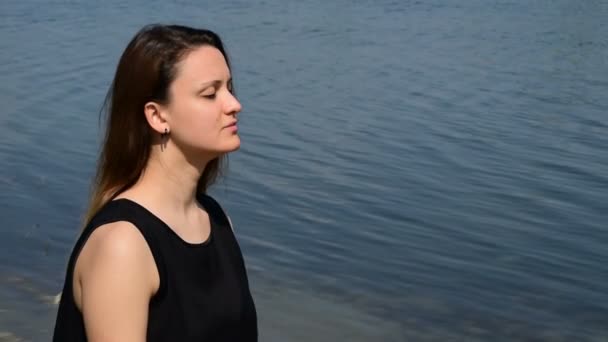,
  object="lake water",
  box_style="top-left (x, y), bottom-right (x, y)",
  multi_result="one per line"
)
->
top-left (1, 0), bottom-right (607, 341)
